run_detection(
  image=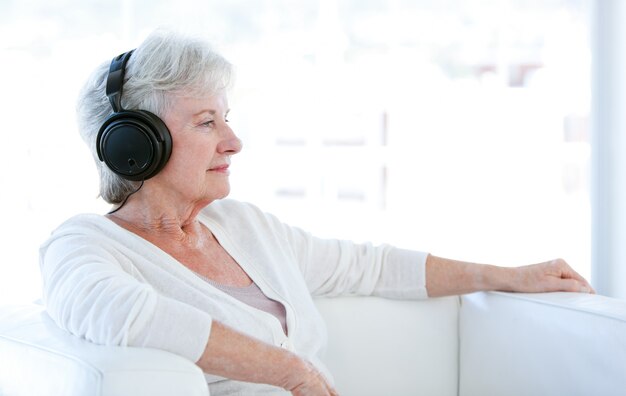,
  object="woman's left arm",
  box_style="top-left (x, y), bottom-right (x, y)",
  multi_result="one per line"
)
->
top-left (425, 255), bottom-right (595, 297)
